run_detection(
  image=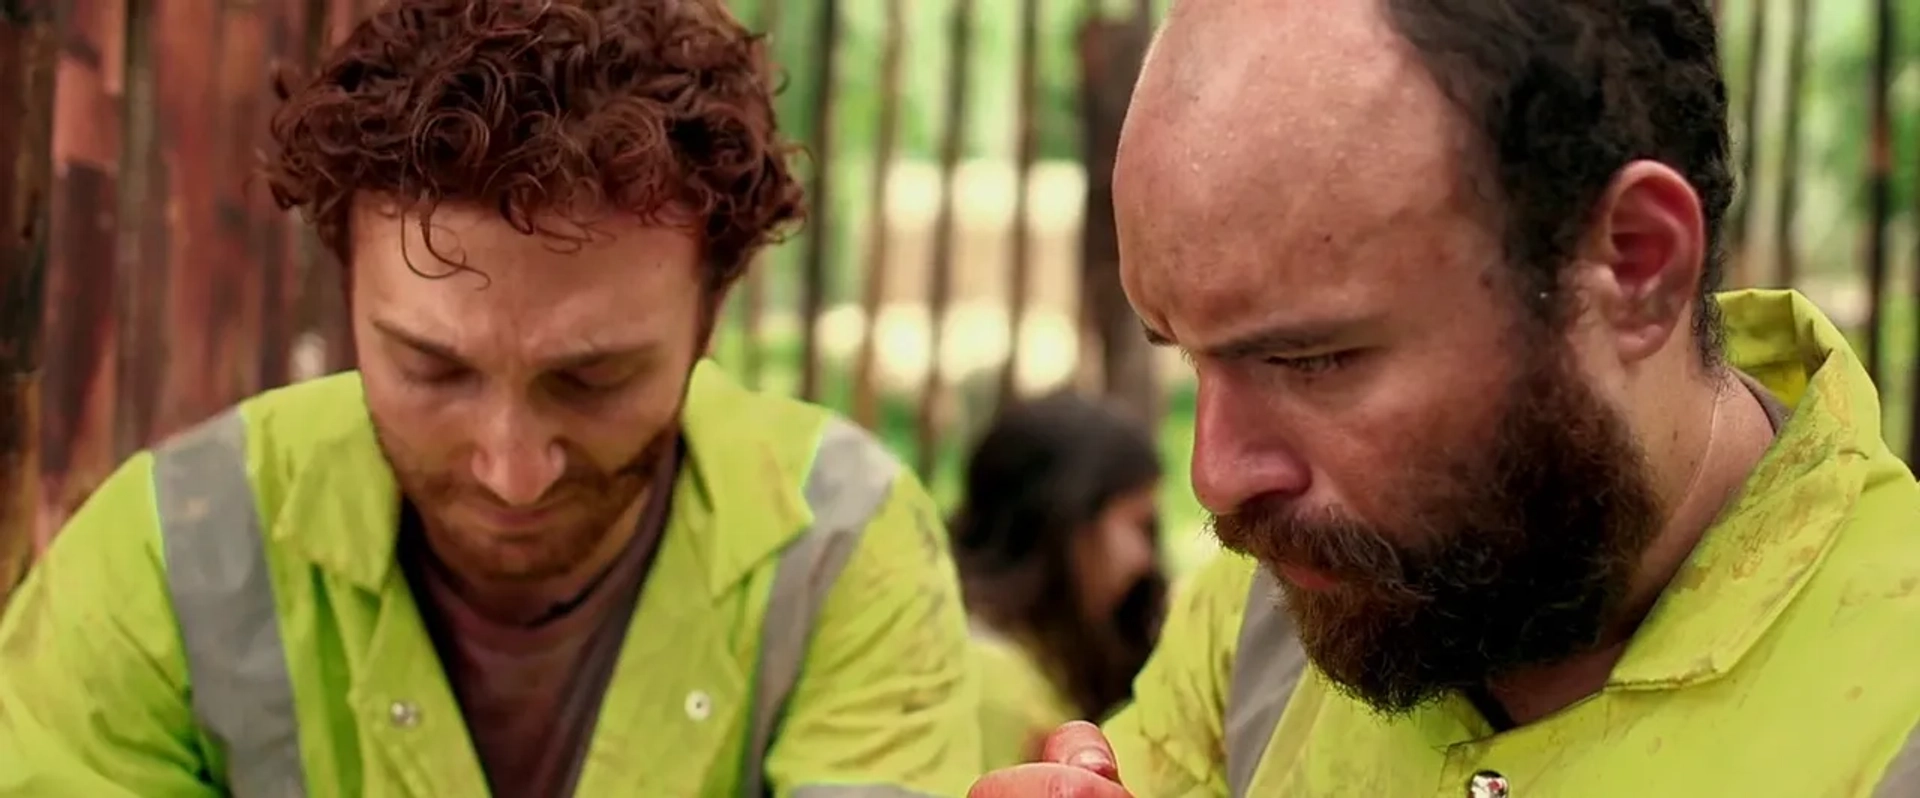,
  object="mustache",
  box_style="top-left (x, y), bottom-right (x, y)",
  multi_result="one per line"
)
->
top-left (1209, 503), bottom-right (1410, 585)
top-left (1213, 495), bottom-right (1544, 605)
top-left (422, 431), bottom-right (672, 508)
